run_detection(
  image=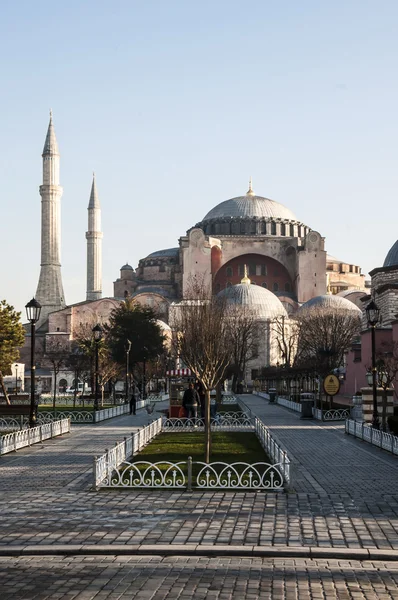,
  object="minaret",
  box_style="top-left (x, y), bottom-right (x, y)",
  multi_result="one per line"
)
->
top-left (35, 111), bottom-right (66, 325)
top-left (86, 173), bottom-right (103, 301)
